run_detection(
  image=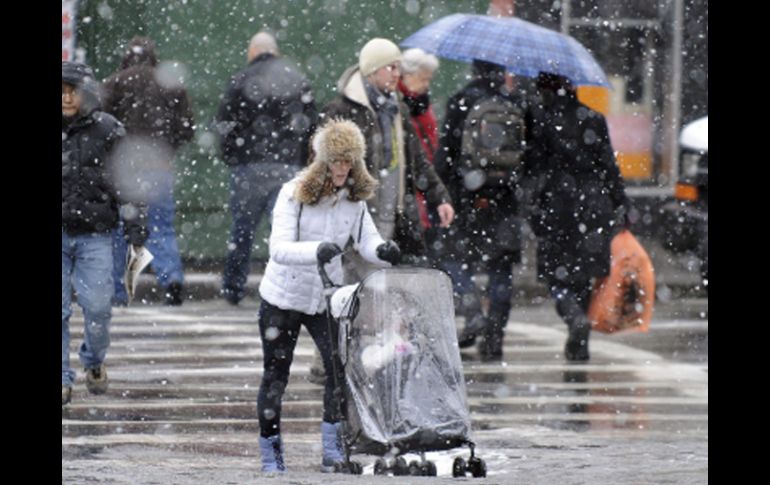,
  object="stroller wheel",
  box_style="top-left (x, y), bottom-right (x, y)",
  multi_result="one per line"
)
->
top-left (334, 460), bottom-right (363, 475)
top-left (373, 458), bottom-right (387, 475)
top-left (348, 460), bottom-right (363, 475)
top-left (420, 460), bottom-right (437, 476)
top-left (452, 457), bottom-right (467, 477)
top-left (393, 456), bottom-right (409, 476)
top-left (408, 460), bottom-right (422, 476)
top-left (468, 457), bottom-right (487, 478)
